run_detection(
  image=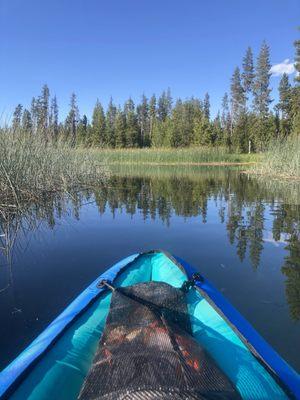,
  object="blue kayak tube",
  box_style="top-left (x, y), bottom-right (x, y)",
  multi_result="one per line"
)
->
top-left (0, 250), bottom-right (299, 400)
